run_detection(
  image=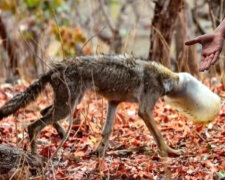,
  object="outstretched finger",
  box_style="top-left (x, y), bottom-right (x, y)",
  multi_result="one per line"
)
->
top-left (185, 37), bottom-right (201, 45)
top-left (211, 51), bottom-right (220, 65)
